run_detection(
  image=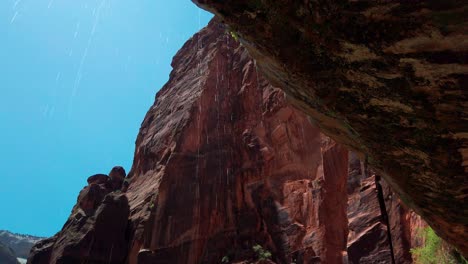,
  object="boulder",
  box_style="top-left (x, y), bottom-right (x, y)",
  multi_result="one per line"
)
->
top-left (86, 174), bottom-right (109, 185)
